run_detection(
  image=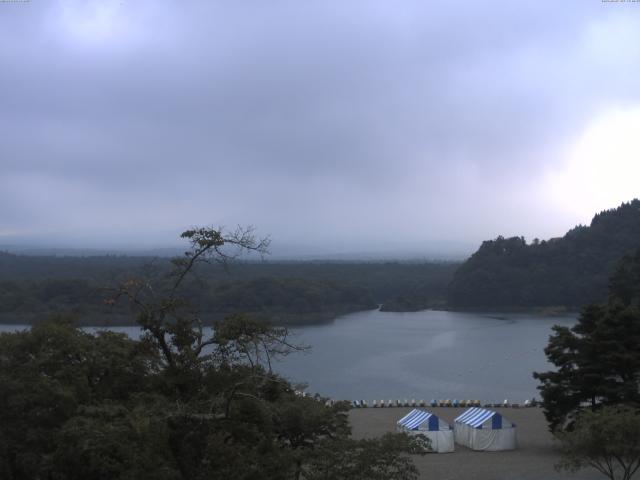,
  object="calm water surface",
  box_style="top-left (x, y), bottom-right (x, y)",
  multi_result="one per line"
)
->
top-left (0, 309), bottom-right (575, 403)
top-left (275, 309), bottom-right (576, 403)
